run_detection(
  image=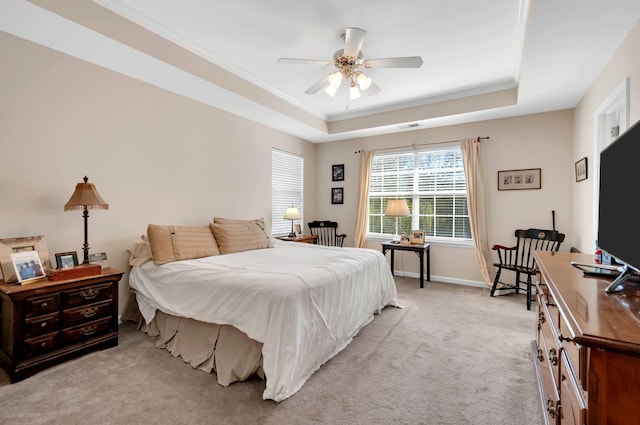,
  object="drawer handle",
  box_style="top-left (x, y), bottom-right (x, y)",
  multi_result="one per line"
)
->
top-left (40, 341), bottom-right (47, 348)
top-left (546, 398), bottom-right (557, 418)
top-left (81, 307), bottom-right (98, 318)
top-left (80, 289), bottom-right (98, 300)
top-left (80, 325), bottom-right (97, 336)
top-left (40, 302), bottom-right (48, 308)
top-left (40, 322), bottom-right (48, 328)
top-left (549, 348), bottom-right (558, 366)
top-left (538, 311), bottom-right (545, 325)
